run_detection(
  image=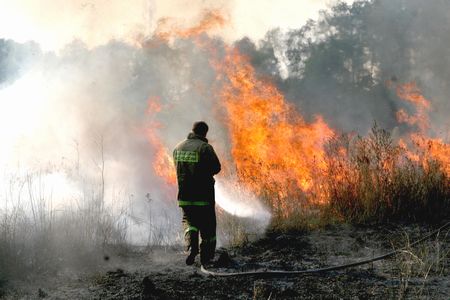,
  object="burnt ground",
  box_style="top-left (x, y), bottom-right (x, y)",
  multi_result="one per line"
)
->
top-left (3, 223), bottom-right (449, 299)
